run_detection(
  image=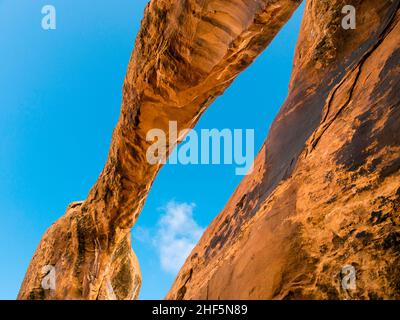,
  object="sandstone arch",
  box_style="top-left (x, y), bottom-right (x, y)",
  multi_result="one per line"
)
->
top-left (19, 0), bottom-right (400, 300)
